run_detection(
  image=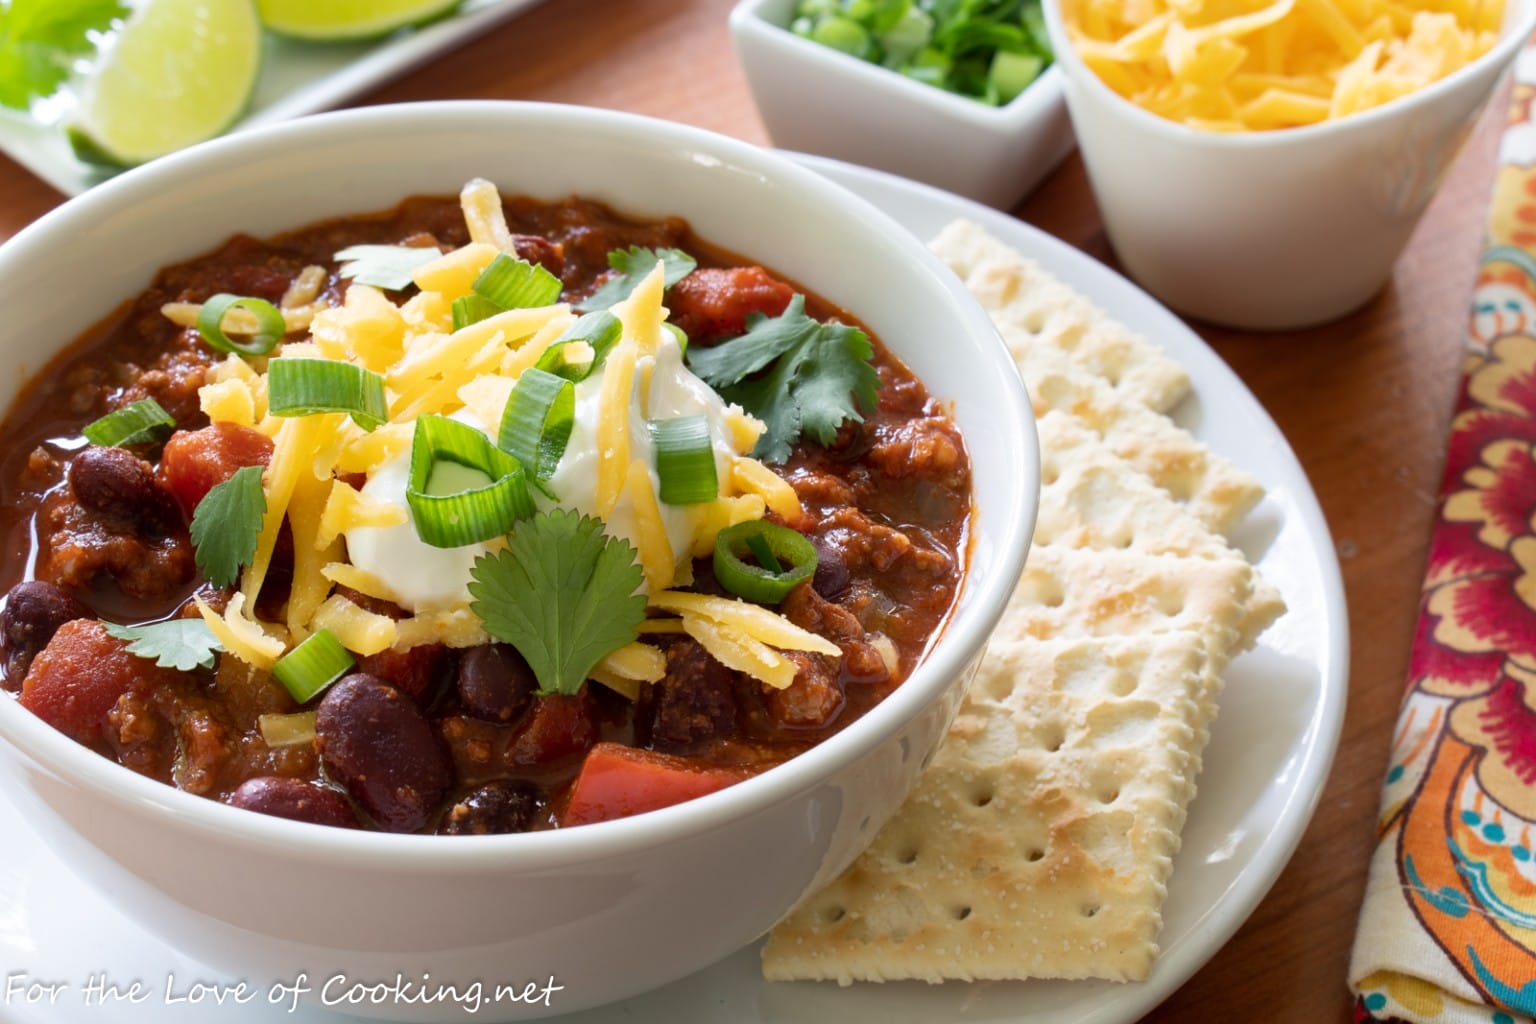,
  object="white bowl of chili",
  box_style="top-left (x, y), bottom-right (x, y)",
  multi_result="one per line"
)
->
top-left (0, 102), bottom-right (1036, 1019)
